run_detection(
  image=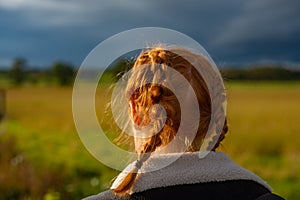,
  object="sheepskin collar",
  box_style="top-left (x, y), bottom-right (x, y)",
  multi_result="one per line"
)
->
top-left (111, 152), bottom-right (272, 194)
